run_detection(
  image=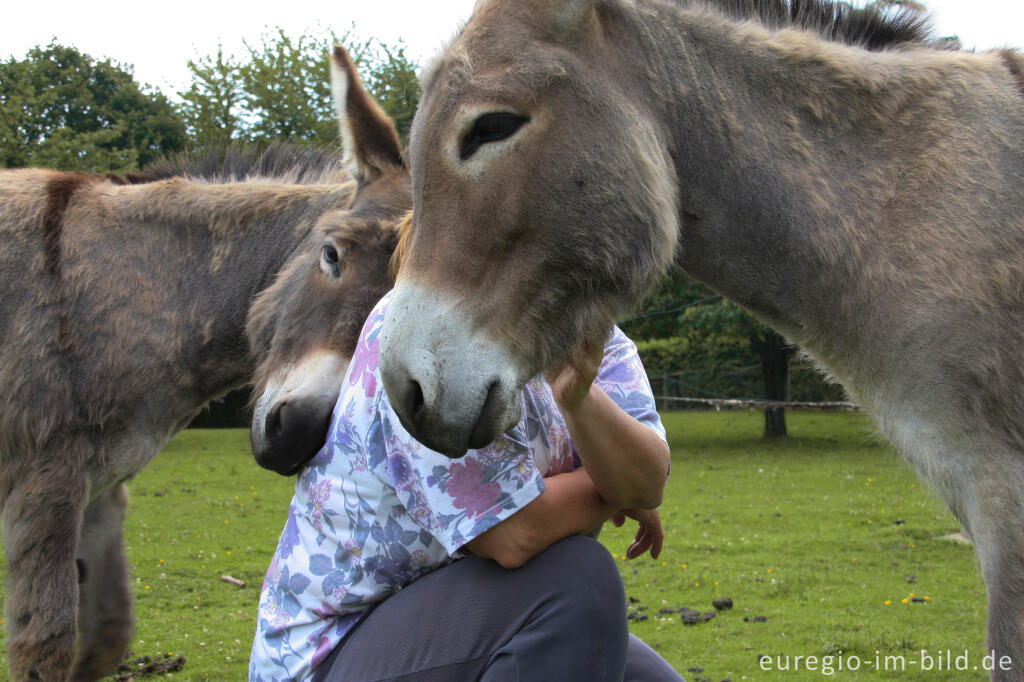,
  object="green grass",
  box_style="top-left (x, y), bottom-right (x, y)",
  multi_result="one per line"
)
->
top-left (604, 411), bottom-right (988, 681)
top-left (0, 411), bottom-right (989, 680)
